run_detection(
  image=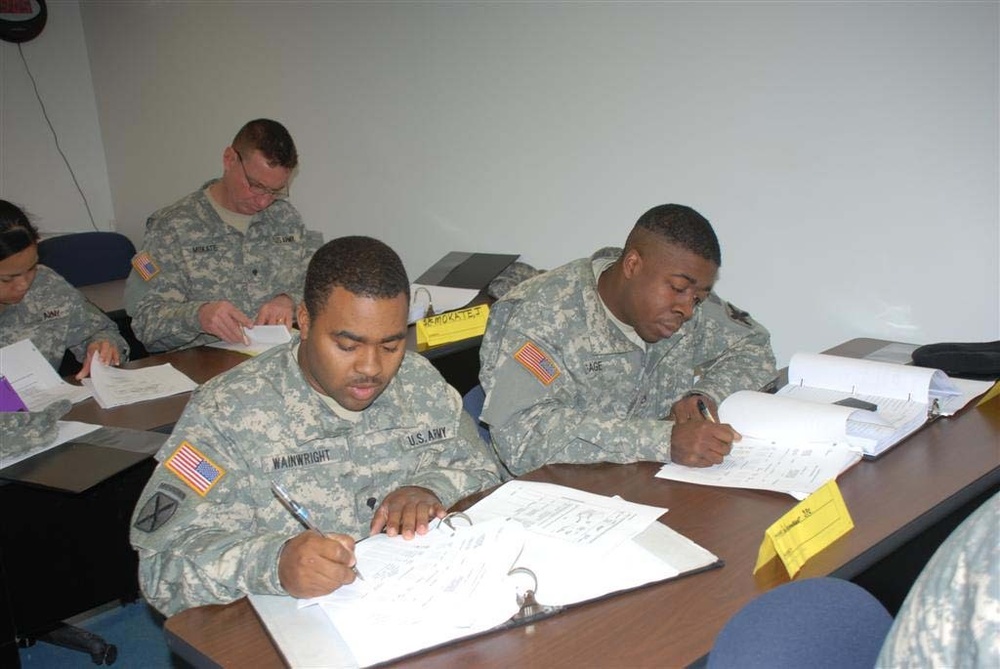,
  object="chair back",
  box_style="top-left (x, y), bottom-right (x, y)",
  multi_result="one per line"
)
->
top-left (37, 231), bottom-right (136, 287)
top-left (462, 385), bottom-right (492, 444)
